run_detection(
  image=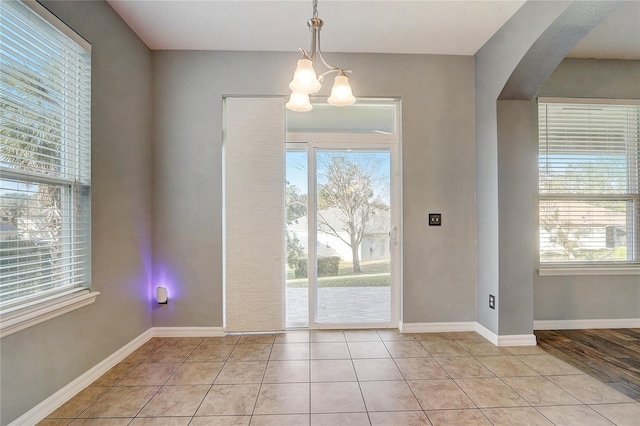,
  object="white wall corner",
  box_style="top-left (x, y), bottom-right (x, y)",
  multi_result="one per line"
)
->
top-left (474, 322), bottom-right (499, 345)
top-left (10, 327), bottom-right (227, 425)
top-left (151, 327), bottom-right (226, 337)
top-left (399, 321), bottom-right (477, 334)
top-left (475, 322), bottom-right (537, 346)
top-left (9, 328), bottom-right (153, 426)
top-left (534, 318), bottom-right (640, 330)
